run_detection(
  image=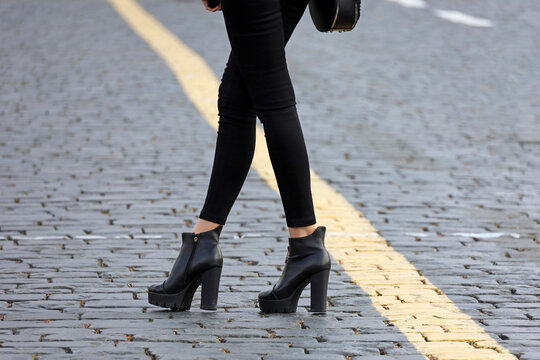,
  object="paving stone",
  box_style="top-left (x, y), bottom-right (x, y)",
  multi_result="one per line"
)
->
top-left (0, 0), bottom-right (538, 358)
